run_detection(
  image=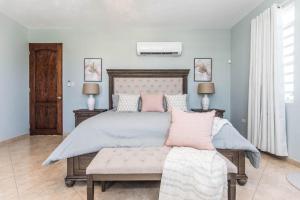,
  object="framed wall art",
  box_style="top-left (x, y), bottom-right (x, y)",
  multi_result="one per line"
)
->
top-left (84, 58), bottom-right (102, 82)
top-left (194, 58), bottom-right (212, 82)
